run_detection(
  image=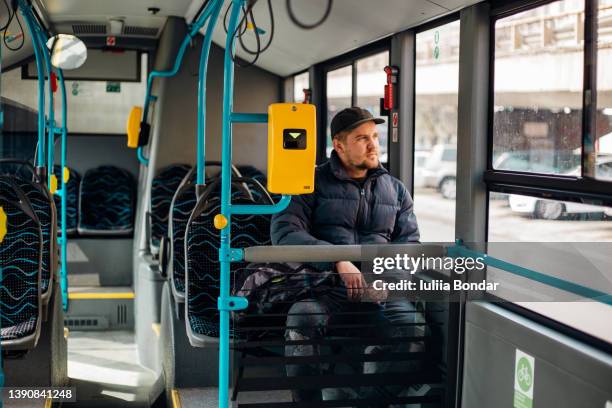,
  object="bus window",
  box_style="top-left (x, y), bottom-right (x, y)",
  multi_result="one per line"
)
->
top-left (486, 0), bottom-right (612, 345)
top-left (596, 0), bottom-right (612, 175)
top-left (488, 192), bottom-right (612, 343)
top-left (293, 71), bottom-right (310, 102)
top-left (356, 51), bottom-right (390, 162)
top-left (3, 53), bottom-right (147, 134)
top-left (326, 65), bottom-right (352, 156)
top-left (492, 0), bottom-right (584, 175)
top-left (413, 20), bottom-right (460, 242)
